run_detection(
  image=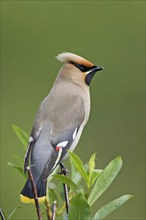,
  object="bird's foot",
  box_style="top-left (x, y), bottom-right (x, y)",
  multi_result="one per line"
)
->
top-left (59, 163), bottom-right (68, 176)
